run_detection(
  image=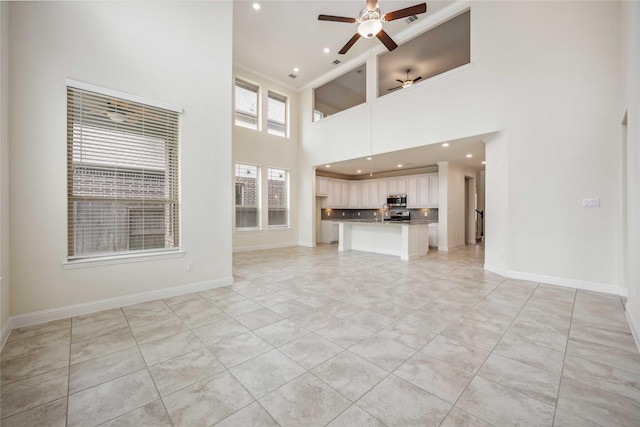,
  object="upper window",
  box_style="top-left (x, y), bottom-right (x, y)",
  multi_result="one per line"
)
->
top-left (267, 91), bottom-right (287, 137)
top-left (313, 65), bottom-right (366, 122)
top-left (235, 163), bottom-right (260, 229)
top-left (67, 84), bottom-right (180, 260)
top-left (267, 168), bottom-right (289, 227)
top-left (235, 79), bottom-right (259, 130)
